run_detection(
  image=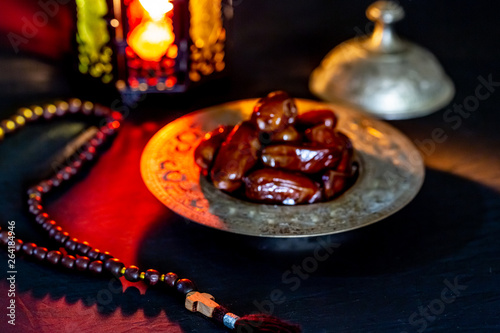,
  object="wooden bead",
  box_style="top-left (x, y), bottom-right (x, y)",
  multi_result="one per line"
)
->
top-left (75, 257), bottom-right (90, 271)
top-left (14, 239), bottom-right (24, 252)
top-left (48, 226), bottom-right (63, 238)
top-left (27, 196), bottom-right (42, 206)
top-left (43, 104), bottom-right (57, 119)
top-left (68, 98), bottom-right (82, 113)
top-left (61, 255), bottom-right (76, 269)
top-left (175, 278), bottom-right (197, 295)
top-left (164, 272), bottom-right (178, 288)
top-left (64, 238), bottom-right (78, 252)
top-left (81, 101), bottom-right (94, 115)
top-left (76, 242), bottom-right (91, 255)
top-left (98, 252), bottom-right (113, 262)
top-left (0, 231), bottom-right (10, 245)
top-left (89, 261), bottom-right (104, 274)
top-left (27, 186), bottom-right (43, 196)
top-left (144, 269), bottom-right (160, 286)
top-left (104, 258), bottom-right (125, 277)
top-left (42, 220), bottom-right (56, 231)
top-left (87, 248), bottom-right (101, 260)
top-left (55, 101), bottom-right (69, 115)
top-left (46, 251), bottom-right (62, 265)
top-left (72, 160), bottom-right (83, 170)
top-left (39, 180), bottom-right (52, 193)
top-left (94, 105), bottom-right (110, 117)
top-left (51, 174), bottom-right (64, 187)
top-left (29, 204), bottom-right (43, 215)
top-left (124, 266), bottom-right (140, 282)
top-left (33, 247), bottom-right (48, 261)
top-left (35, 213), bottom-right (49, 224)
top-left (53, 230), bottom-right (69, 244)
top-left (22, 243), bottom-right (37, 256)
